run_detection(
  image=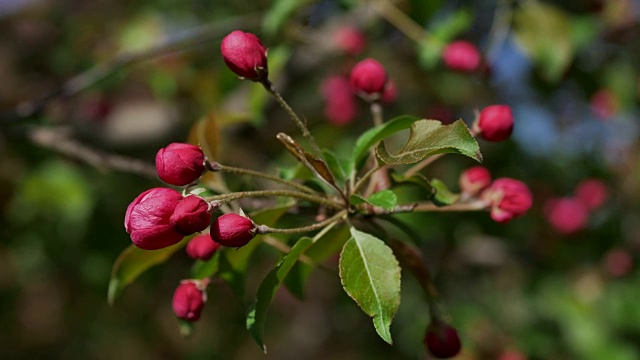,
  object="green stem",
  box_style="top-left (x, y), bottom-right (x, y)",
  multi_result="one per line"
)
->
top-left (404, 154), bottom-right (444, 178)
top-left (352, 163), bottom-right (386, 194)
top-left (217, 164), bottom-right (317, 194)
top-left (370, 101), bottom-right (383, 127)
top-left (261, 79), bottom-right (323, 157)
top-left (256, 210), bottom-right (347, 235)
top-left (205, 190), bottom-right (343, 209)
